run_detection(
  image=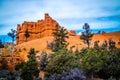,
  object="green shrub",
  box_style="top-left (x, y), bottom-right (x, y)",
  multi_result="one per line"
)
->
top-left (45, 48), bottom-right (80, 77)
